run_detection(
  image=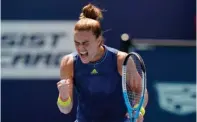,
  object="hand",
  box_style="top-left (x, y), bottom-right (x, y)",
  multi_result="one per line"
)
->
top-left (136, 113), bottom-right (144, 122)
top-left (57, 79), bottom-right (70, 100)
top-left (125, 112), bottom-right (144, 122)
